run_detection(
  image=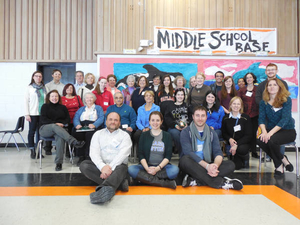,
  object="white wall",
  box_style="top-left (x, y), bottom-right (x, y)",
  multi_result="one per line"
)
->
top-left (0, 62), bottom-right (97, 144)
